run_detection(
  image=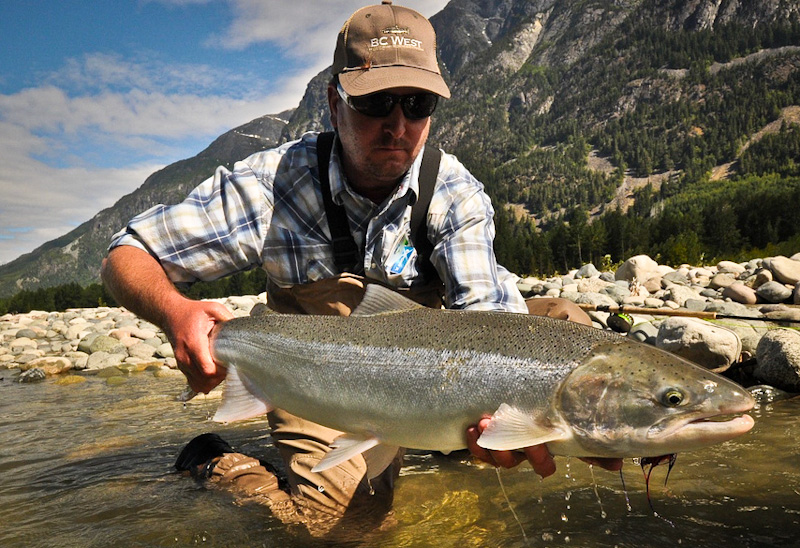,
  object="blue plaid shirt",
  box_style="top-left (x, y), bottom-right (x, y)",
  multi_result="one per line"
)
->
top-left (109, 132), bottom-right (526, 312)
